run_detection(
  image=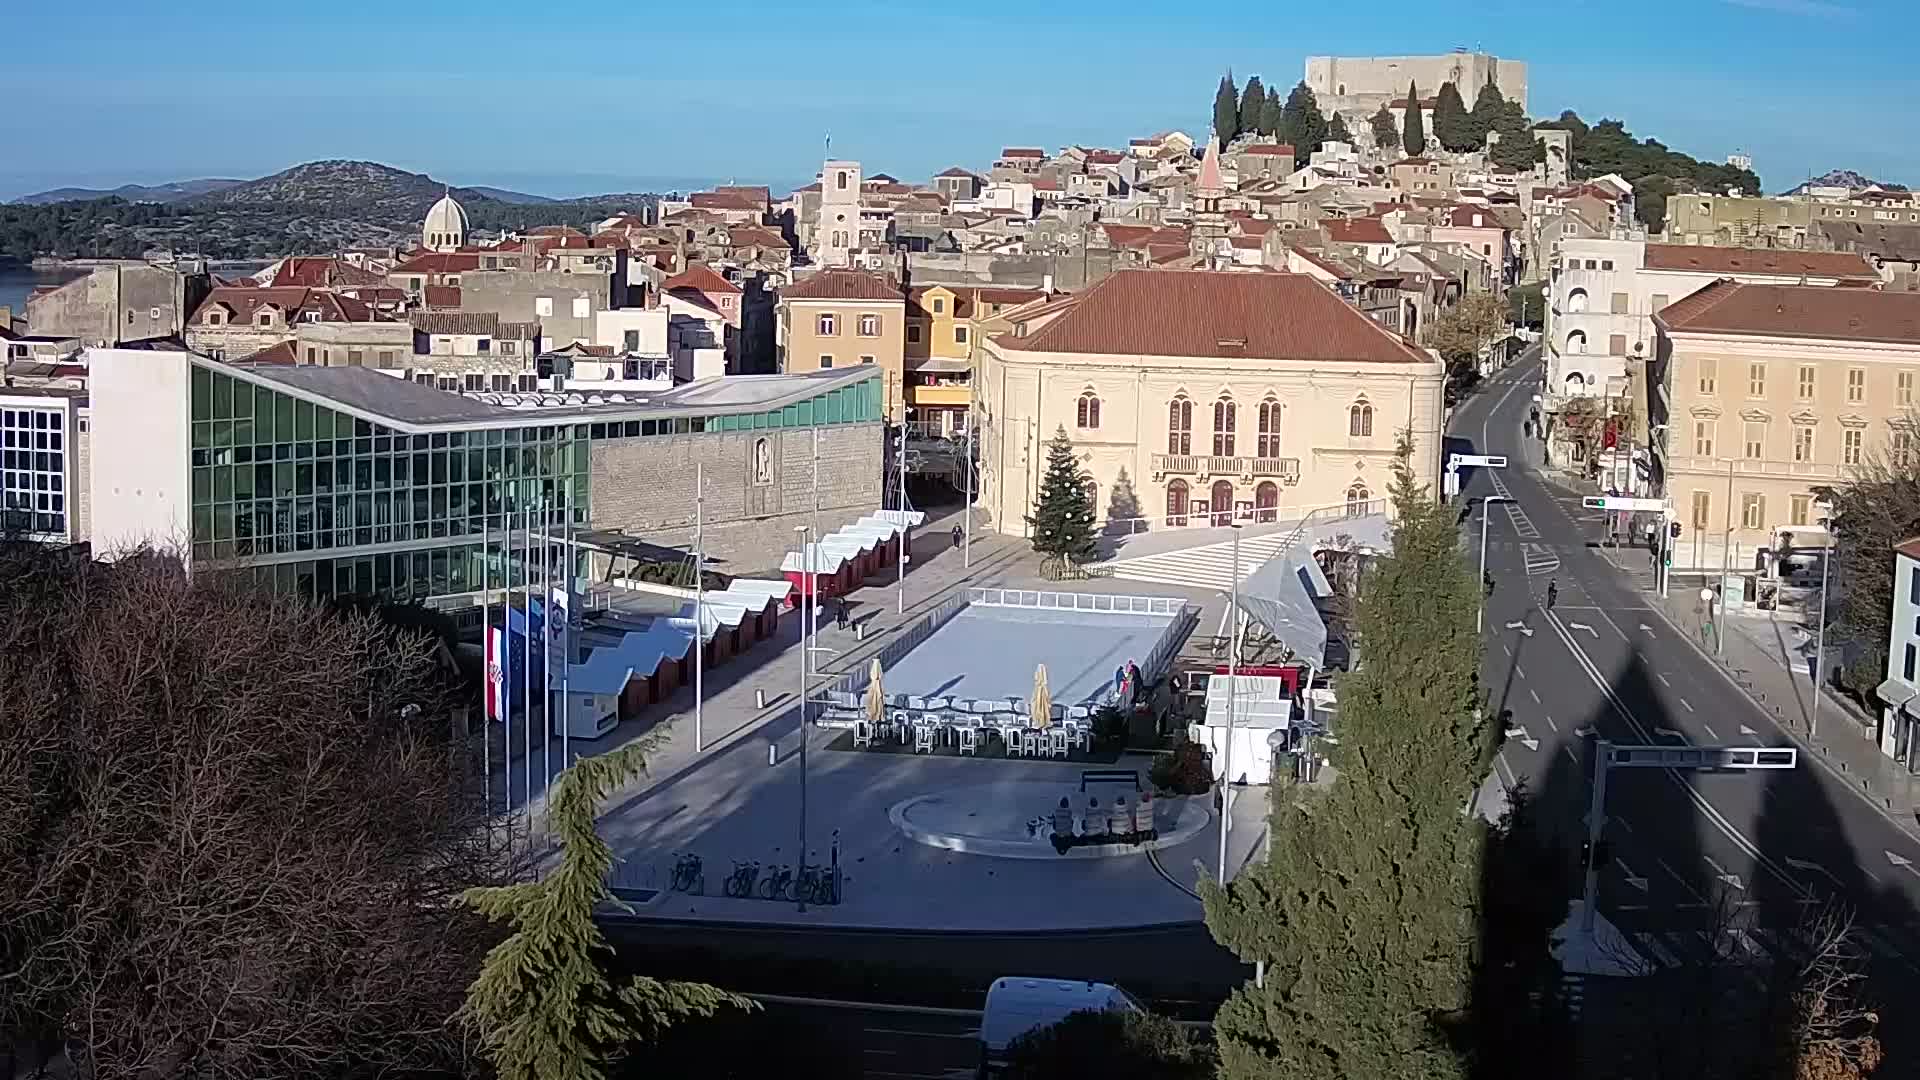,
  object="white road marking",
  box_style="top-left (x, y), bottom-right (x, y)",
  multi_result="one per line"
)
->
top-left (1529, 688), bottom-right (1540, 703)
top-left (1702, 724), bottom-right (1719, 740)
top-left (1680, 697), bottom-right (1694, 712)
top-left (1516, 665), bottom-right (1526, 680)
top-left (1503, 644), bottom-right (1512, 657)
top-left (1546, 715), bottom-right (1558, 732)
top-left (1657, 673), bottom-right (1671, 687)
top-left (1656, 856), bottom-right (1707, 901)
top-left (1564, 744), bottom-right (1579, 765)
